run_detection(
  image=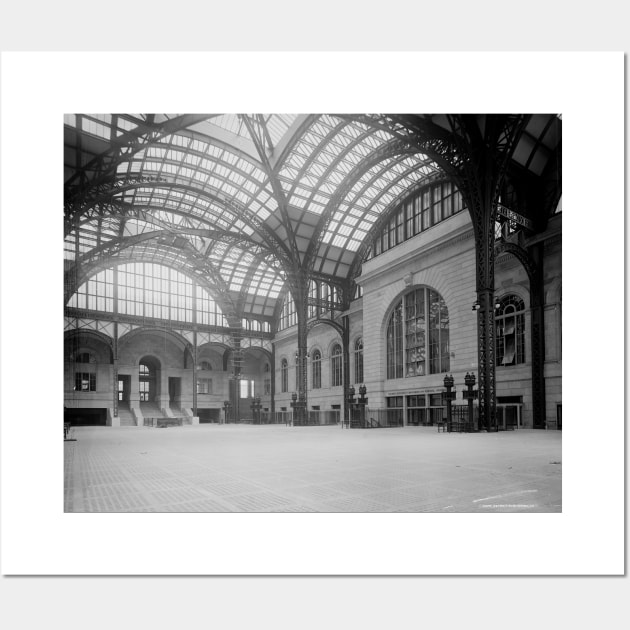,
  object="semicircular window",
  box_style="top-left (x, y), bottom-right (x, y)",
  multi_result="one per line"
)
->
top-left (67, 263), bottom-right (228, 327)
